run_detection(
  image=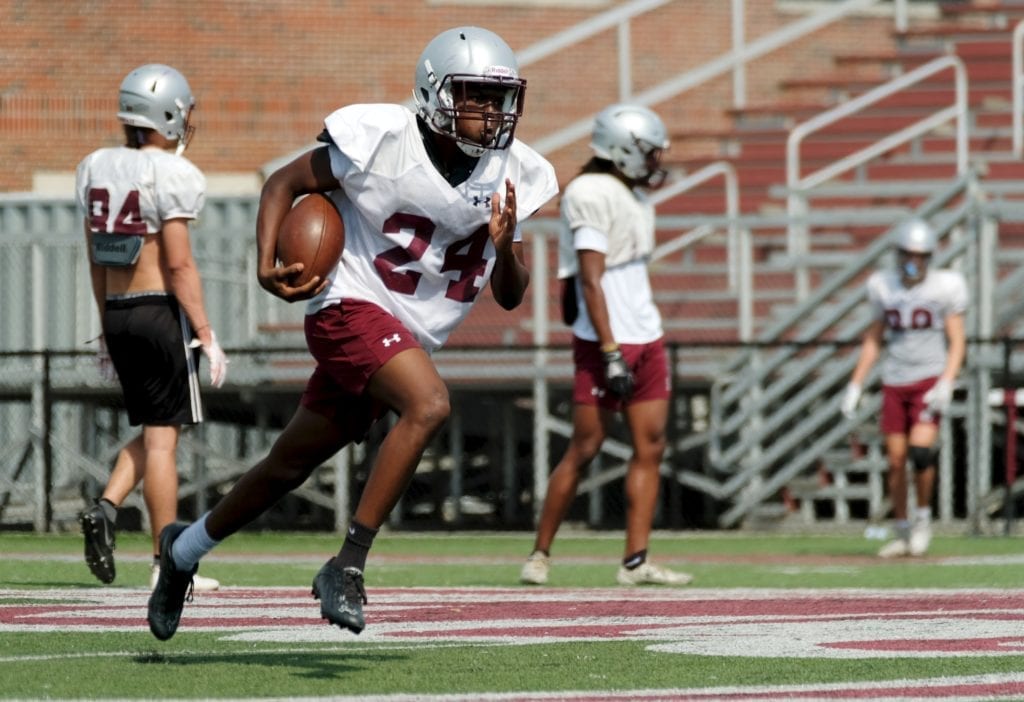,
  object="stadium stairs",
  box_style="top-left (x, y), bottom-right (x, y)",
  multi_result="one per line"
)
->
top-left (654, 2), bottom-right (1024, 530)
